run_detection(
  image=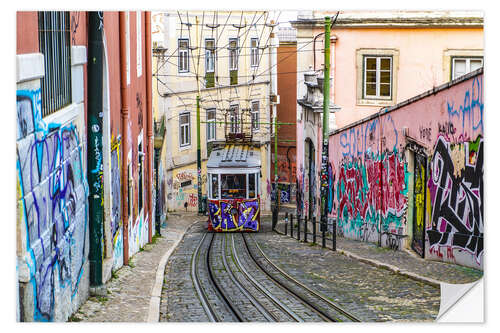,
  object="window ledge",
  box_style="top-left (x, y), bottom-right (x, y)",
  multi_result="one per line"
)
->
top-left (356, 99), bottom-right (394, 107)
top-left (179, 144), bottom-right (192, 151)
